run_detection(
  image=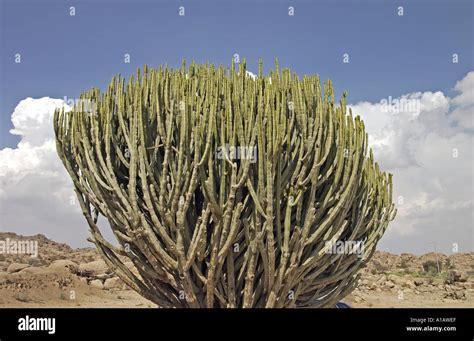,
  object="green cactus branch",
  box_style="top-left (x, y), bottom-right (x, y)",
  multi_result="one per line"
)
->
top-left (54, 60), bottom-right (396, 308)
